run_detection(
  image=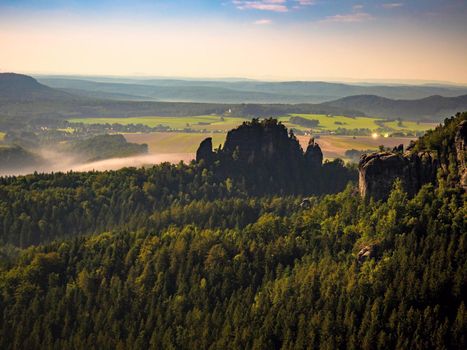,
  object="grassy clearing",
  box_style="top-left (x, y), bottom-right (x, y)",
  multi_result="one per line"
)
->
top-left (68, 116), bottom-right (248, 130)
top-left (282, 114), bottom-right (382, 131)
top-left (282, 113), bottom-right (436, 133)
top-left (382, 120), bottom-right (439, 131)
top-left (124, 132), bottom-right (227, 154)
